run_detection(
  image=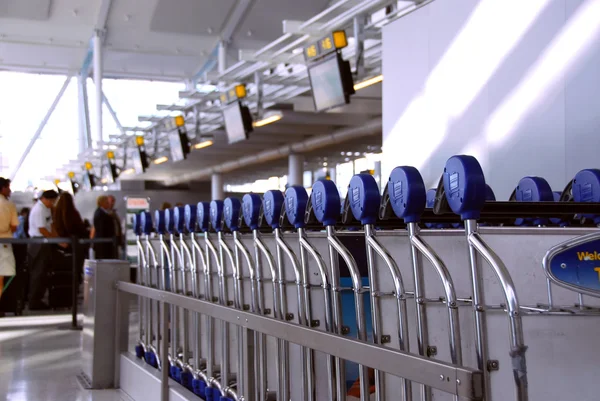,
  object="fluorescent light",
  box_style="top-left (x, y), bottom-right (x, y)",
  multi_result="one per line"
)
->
top-left (154, 156), bottom-right (168, 165)
top-left (253, 111), bottom-right (283, 127)
top-left (354, 74), bottom-right (383, 91)
top-left (193, 140), bottom-right (214, 150)
top-left (122, 168), bottom-right (135, 175)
